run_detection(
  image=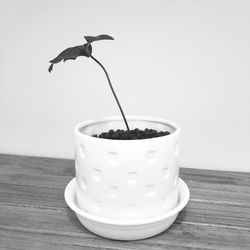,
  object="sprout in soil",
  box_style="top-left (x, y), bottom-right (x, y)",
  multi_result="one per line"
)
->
top-left (48, 35), bottom-right (170, 140)
top-left (48, 34), bottom-right (130, 132)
